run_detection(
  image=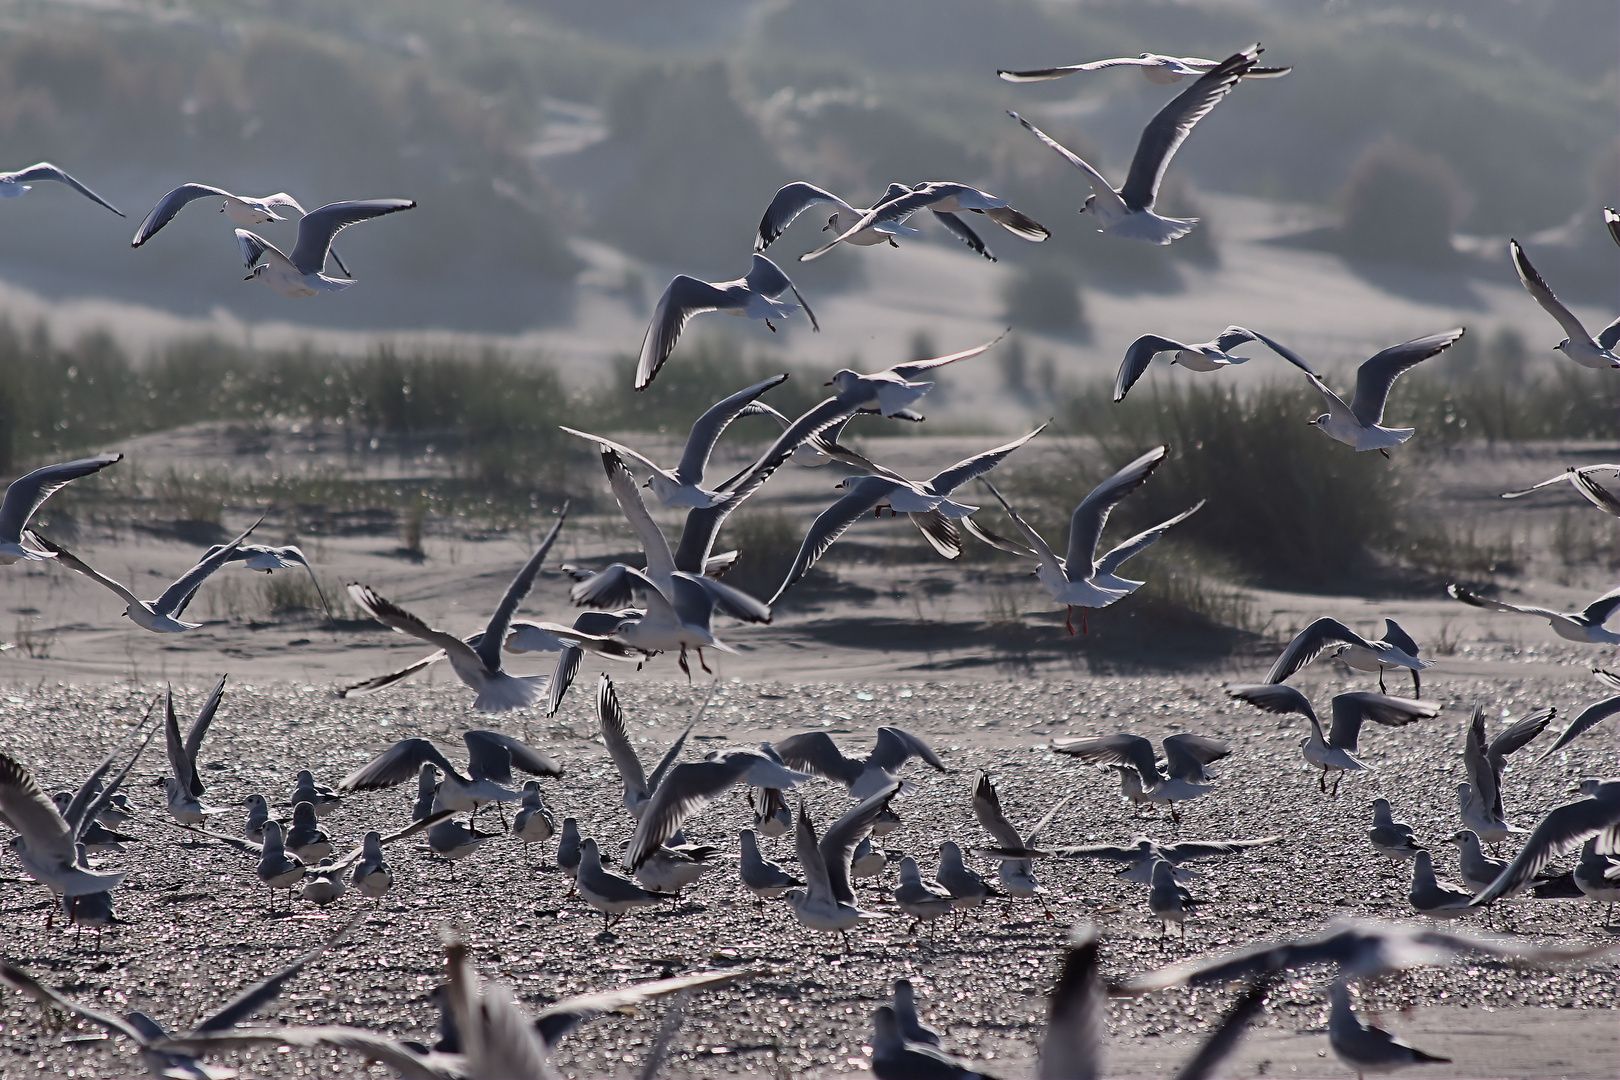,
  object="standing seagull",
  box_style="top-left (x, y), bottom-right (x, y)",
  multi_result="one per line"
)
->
top-left (971, 772), bottom-right (1072, 916)
top-left (1112, 326), bottom-right (1316, 402)
top-left (237, 198), bottom-right (414, 297)
top-left (635, 254), bottom-right (818, 389)
top-left (1264, 617), bottom-right (1431, 695)
top-left (773, 727), bottom-right (947, 799)
top-left (36, 518), bottom-right (262, 632)
top-left (1510, 239), bottom-right (1620, 368)
top-left (132, 184), bottom-right (352, 276)
top-left (1447, 582), bottom-right (1620, 645)
top-left (0, 163), bottom-right (122, 215)
top-left (1006, 46), bottom-right (1259, 245)
top-left (999, 51), bottom-right (1291, 83)
top-left (1368, 799), bottom-right (1424, 861)
top-left (1327, 982), bottom-right (1450, 1079)
top-left (1225, 684), bottom-right (1438, 795)
top-left (979, 446), bottom-right (1196, 633)
top-left (161, 676), bottom-right (227, 825)
top-left (1540, 668), bottom-right (1620, 759)
top-left (1407, 850), bottom-right (1474, 917)
top-left (739, 828), bottom-right (802, 901)
top-left (0, 453), bottom-right (121, 564)
top-left (798, 181), bottom-right (1048, 262)
top-left (346, 510), bottom-right (570, 712)
top-left (1457, 704), bottom-right (1549, 843)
